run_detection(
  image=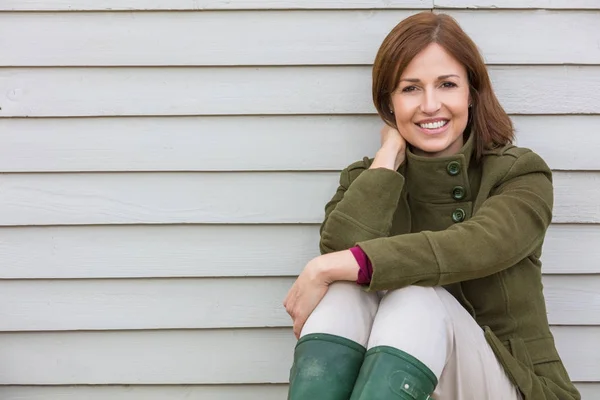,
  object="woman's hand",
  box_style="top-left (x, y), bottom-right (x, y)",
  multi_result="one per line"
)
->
top-left (371, 125), bottom-right (406, 171)
top-left (284, 250), bottom-right (360, 339)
